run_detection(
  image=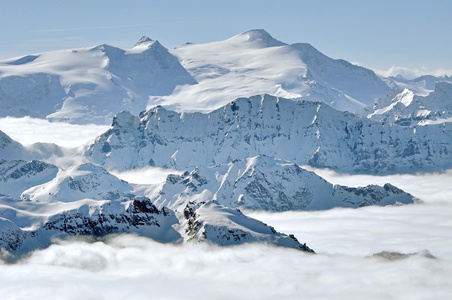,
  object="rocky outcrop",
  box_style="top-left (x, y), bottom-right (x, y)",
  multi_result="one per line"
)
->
top-left (181, 201), bottom-right (314, 252)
